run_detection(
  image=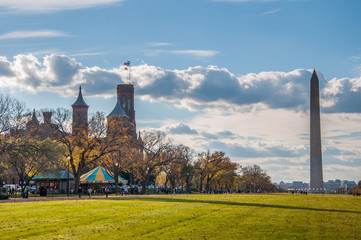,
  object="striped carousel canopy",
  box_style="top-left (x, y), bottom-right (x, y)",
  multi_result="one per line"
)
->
top-left (80, 166), bottom-right (126, 184)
